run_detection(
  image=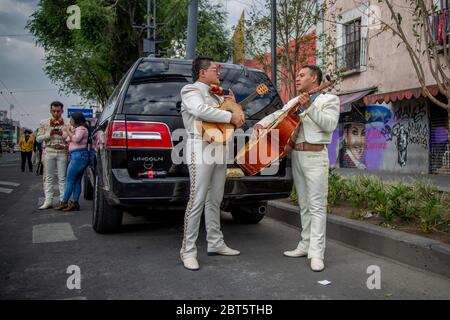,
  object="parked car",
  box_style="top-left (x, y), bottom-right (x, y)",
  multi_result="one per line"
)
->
top-left (1, 142), bottom-right (12, 153)
top-left (84, 57), bottom-right (293, 233)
